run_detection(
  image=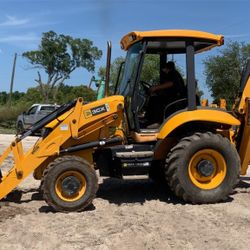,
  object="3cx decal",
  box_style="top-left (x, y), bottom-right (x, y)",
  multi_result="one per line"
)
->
top-left (84, 104), bottom-right (110, 118)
